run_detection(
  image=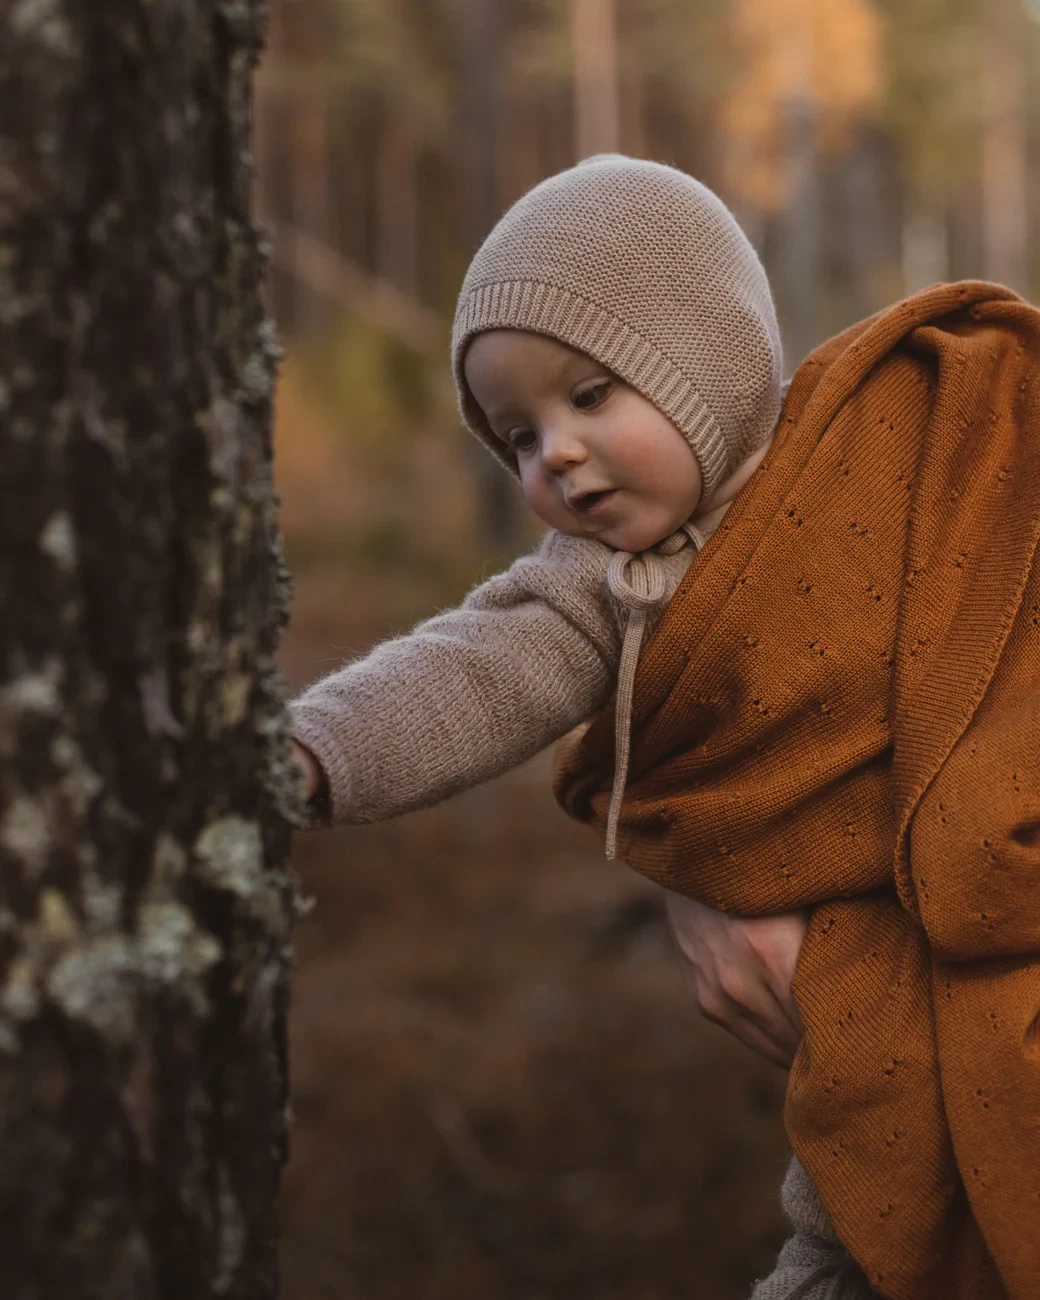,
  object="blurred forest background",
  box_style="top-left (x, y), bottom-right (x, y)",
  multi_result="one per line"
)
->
top-left (267, 2), bottom-right (1040, 1296)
